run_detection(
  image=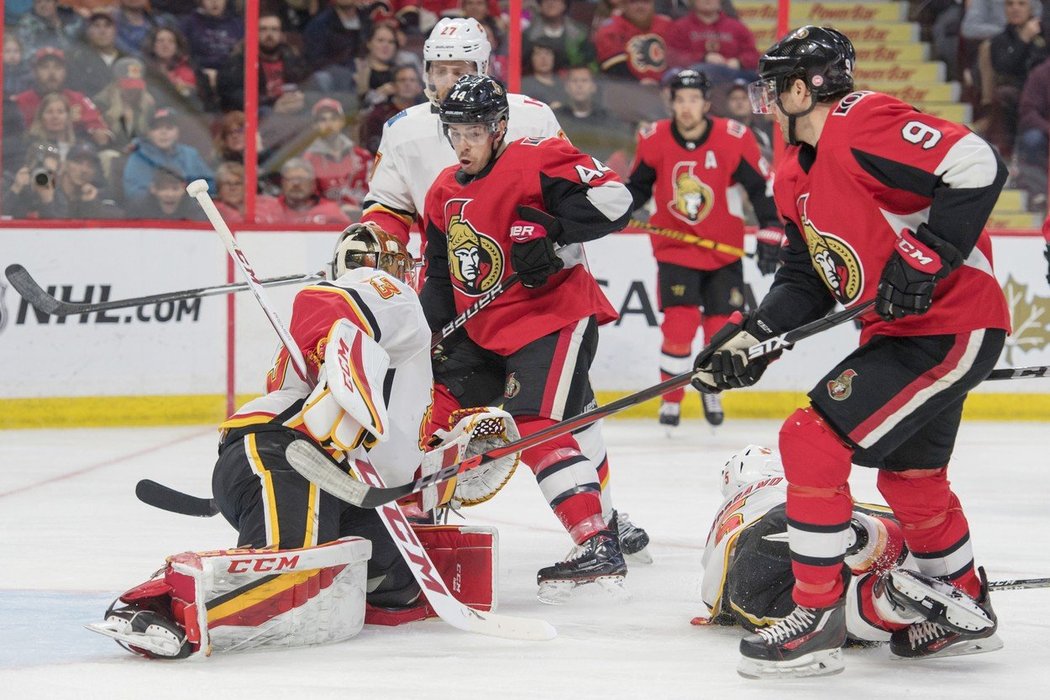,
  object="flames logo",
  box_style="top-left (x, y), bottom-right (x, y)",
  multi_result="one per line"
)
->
top-left (669, 162), bottom-right (715, 225)
top-left (798, 194), bottom-right (863, 305)
top-left (626, 34), bottom-right (667, 73)
top-left (445, 199), bottom-right (504, 296)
